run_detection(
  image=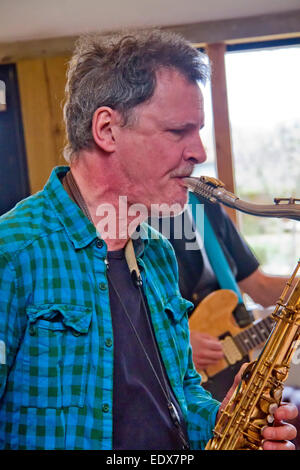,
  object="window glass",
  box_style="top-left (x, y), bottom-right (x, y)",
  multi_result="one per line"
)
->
top-left (225, 45), bottom-right (300, 275)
